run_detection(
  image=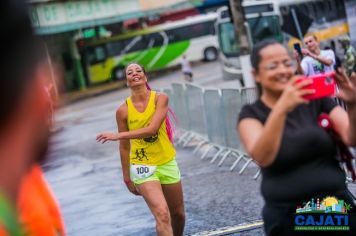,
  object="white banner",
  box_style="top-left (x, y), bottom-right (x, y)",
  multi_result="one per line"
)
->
top-left (32, 0), bottom-right (140, 27)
